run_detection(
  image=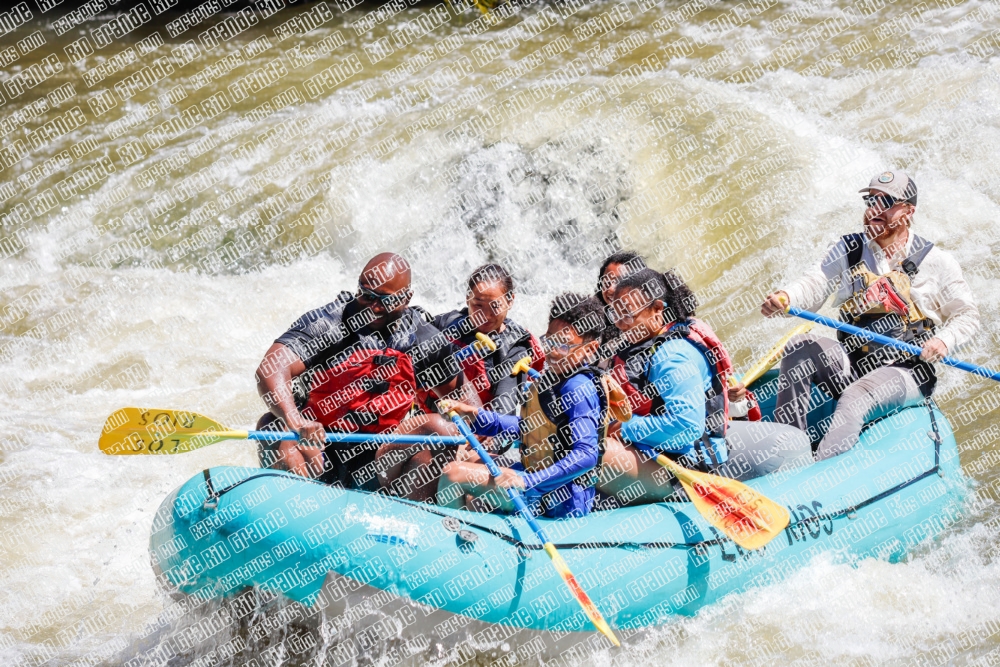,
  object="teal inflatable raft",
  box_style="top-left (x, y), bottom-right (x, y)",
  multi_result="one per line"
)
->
top-left (150, 373), bottom-right (967, 654)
